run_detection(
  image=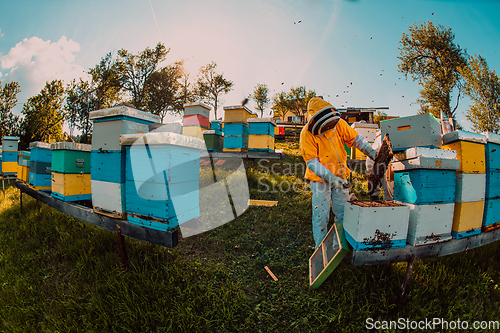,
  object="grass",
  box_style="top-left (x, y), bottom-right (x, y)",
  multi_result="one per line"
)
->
top-left (0, 142), bottom-right (499, 332)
